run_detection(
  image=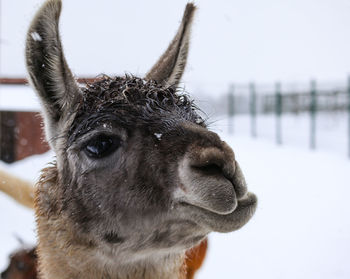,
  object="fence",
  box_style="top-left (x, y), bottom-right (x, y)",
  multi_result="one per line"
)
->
top-left (227, 78), bottom-right (350, 158)
top-left (1, 77), bottom-right (350, 161)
